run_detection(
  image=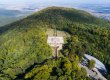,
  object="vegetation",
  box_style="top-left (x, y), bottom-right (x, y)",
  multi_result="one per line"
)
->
top-left (88, 60), bottom-right (96, 69)
top-left (0, 16), bottom-right (22, 27)
top-left (0, 6), bottom-right (110, 79)
top-left (25, 58), bottom-right (90, 80)
top-left (0, 27), bottom-right (52, 79)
